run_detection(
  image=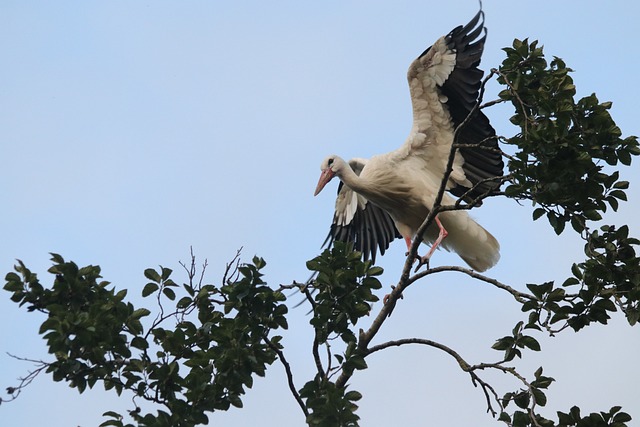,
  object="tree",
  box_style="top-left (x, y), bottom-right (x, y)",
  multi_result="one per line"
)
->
top-left (3, 38), bottom-right (639, 427)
